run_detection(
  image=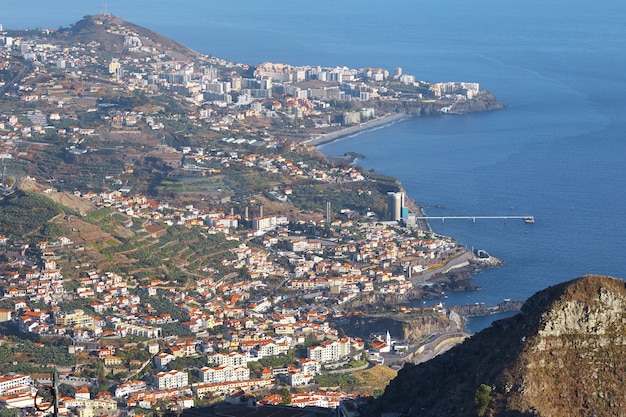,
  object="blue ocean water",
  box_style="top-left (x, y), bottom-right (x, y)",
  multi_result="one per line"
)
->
top-left (4, 1), bottom-right (626, 331)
